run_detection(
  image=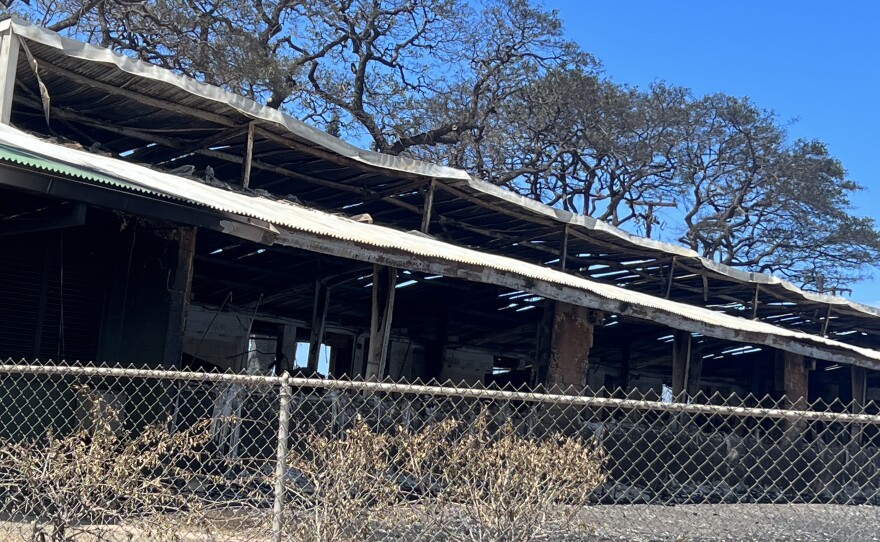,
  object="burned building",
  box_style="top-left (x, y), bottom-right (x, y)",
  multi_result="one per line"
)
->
top-left (1, 17), bottom-right (879, 411)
